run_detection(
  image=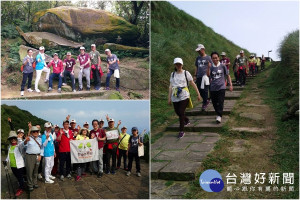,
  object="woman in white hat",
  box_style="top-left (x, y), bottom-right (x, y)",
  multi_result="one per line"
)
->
top-left (35, 46), bottom-right (50, 93)
top-left (5, 131), bottom-right (26, 197)
top-left (168, 57), bottom-right (201, 139)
